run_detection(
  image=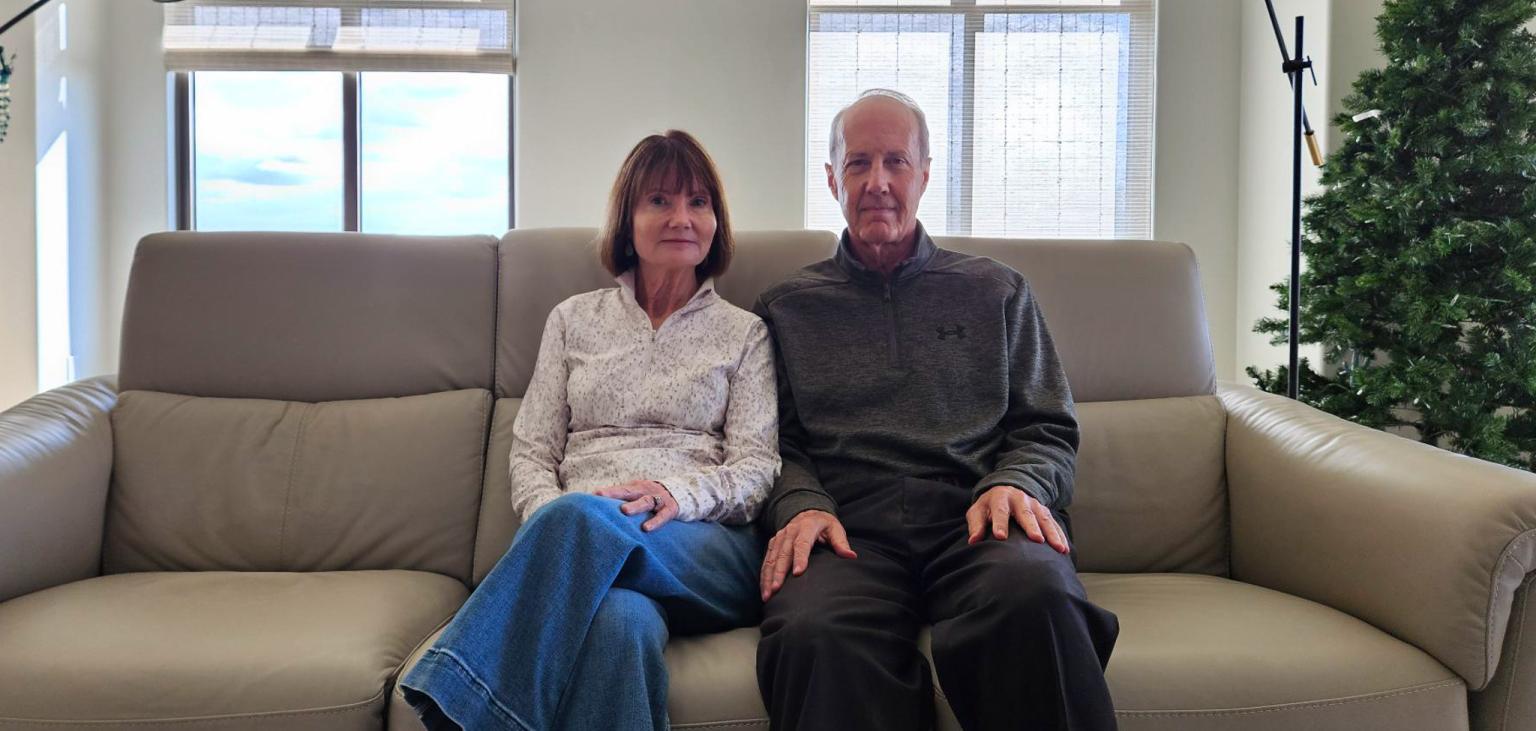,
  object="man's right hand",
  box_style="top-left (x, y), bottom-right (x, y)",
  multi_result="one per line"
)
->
top-left (761, 510), bottom-right (857, 601)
